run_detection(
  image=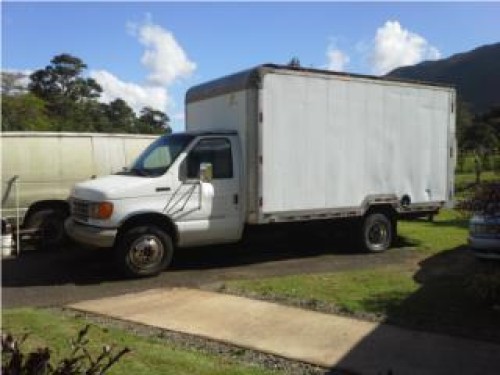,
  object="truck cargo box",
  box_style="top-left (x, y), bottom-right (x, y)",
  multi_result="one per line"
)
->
top-left (186, 65), bottom-right (456, 224)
